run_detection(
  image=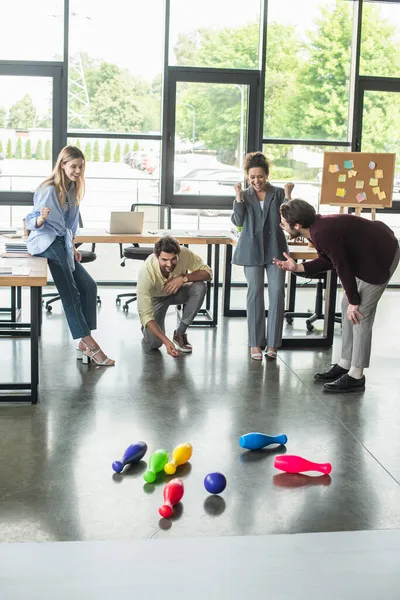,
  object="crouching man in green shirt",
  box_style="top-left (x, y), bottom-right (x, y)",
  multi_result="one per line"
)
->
top-left (137, 235), bottom-right (213, 357)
